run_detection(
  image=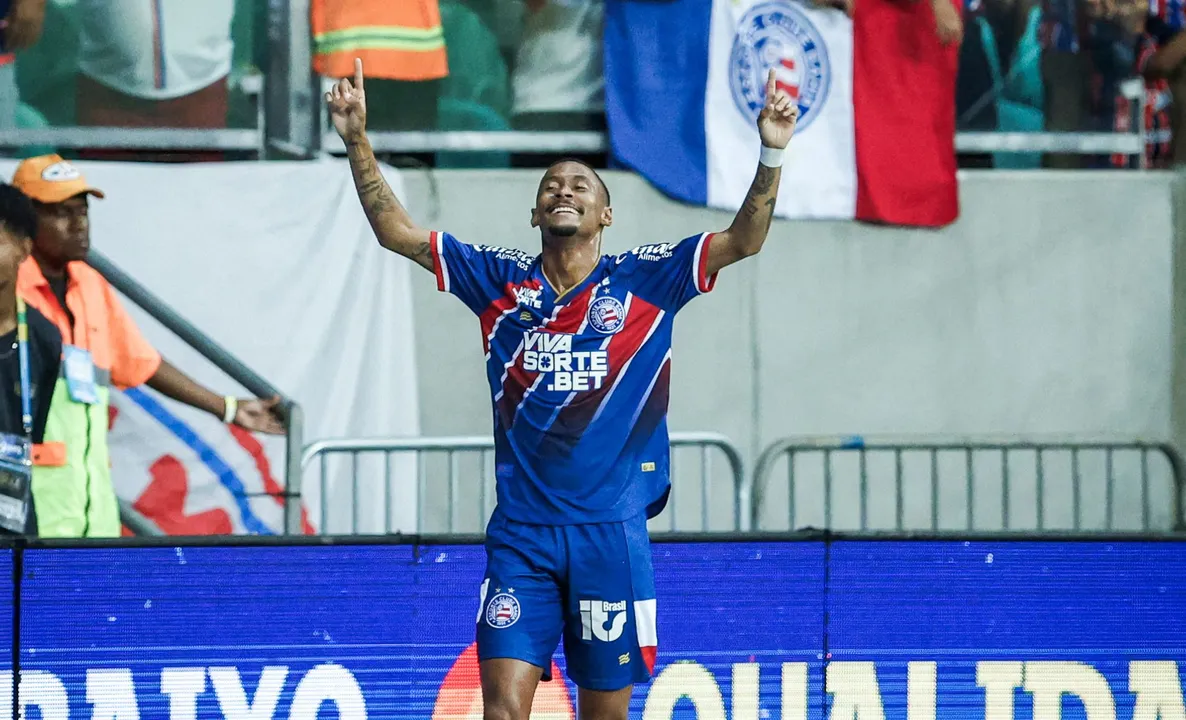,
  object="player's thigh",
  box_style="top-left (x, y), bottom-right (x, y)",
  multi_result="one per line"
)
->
top-left (477, 522), bottom-right (566, 678)
top-left (561, 515), bottom-right (657, 691)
